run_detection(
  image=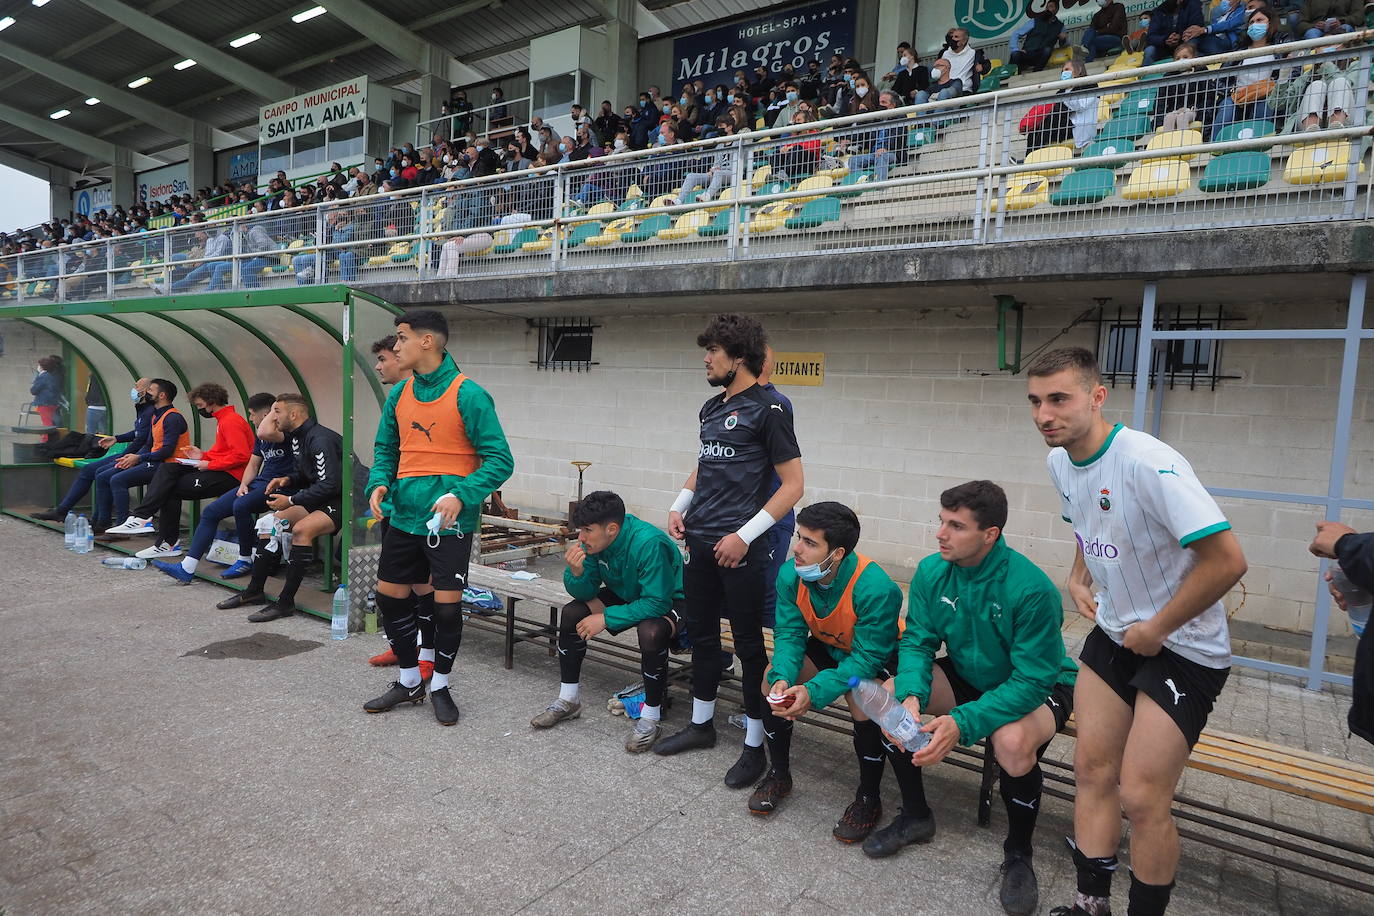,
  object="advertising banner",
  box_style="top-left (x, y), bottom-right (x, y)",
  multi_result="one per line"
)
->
top-left (136, 162), bottom-right (190, 205)
top-left (73, 185), bottom-right (113, 217)
top-left (914, 0), bottom-right (1157, 53)
top-left (671, 2), bottom-right (857, 94)
top-left (258, 76), bottom-right (369, 143)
